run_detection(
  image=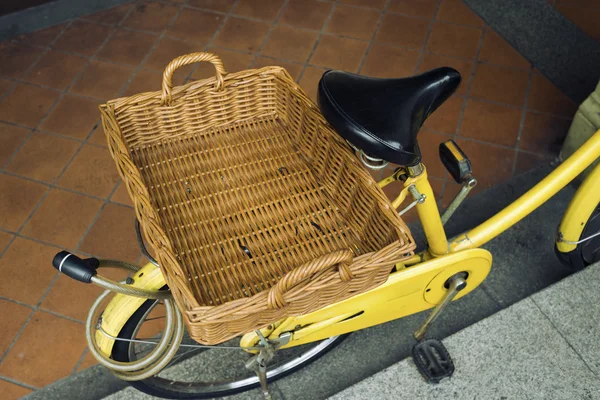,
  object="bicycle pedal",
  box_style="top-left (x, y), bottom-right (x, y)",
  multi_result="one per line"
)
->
top-left (411, 338), bottom-right (455, 384)
top-left (439, 140), bottom-right (472, 183)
